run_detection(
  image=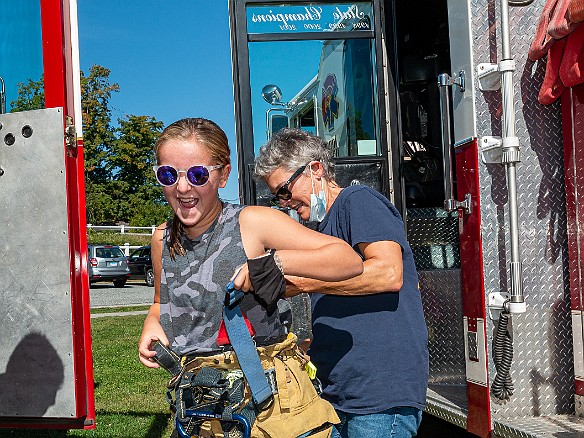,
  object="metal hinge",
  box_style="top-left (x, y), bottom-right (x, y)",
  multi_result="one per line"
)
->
top-left (444, 193), bottom-right (472, 215)
top-left (438, 70), bottom-right (466, 92)
top-left (65, 115), bottom-right (77, 157)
